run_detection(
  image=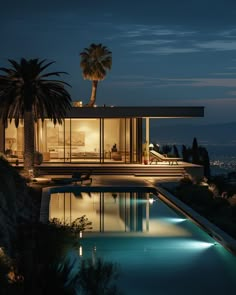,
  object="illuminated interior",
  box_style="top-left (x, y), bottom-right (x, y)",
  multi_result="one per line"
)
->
top-left (4, 117), bottom-right (140, 163)
top-left (5, 121), bottom-right (24, 160)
